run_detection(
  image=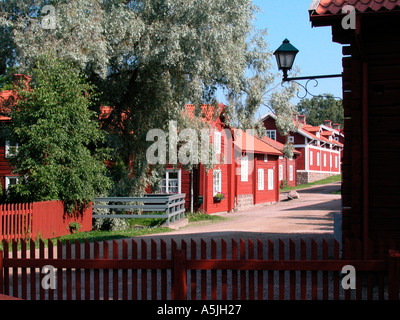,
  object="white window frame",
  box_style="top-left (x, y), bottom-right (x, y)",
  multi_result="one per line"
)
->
top-left (5, 140), bottom-right (19, 158)
top-left (214, 131), bottom-right (221, 155)
top-left (335, 156), bottom-right (338, 168)
top-left (267, 169), bottom-right (274, 190)
top-left (266, 130), bottom-right (276, 141)
top-left (5, 176), bottom-right (18, 190)
top-left (264, 154), bottom-right (268, 162)
top-left (288, 136), bottom-right (294, 143)
top-left (240, 156), bottom-right (248, 182)
top-left (279, 165), bottom-right (283, 181)
top-left (257, 169), bottom-right (264, 191)
top-left (213, 169), bottom-right (222, 195)
top-left (317, 153), bottom-right (320, 166)
top-left (324, 154), bottom-right (327, 167)
top-left (310, 151), bottom-right (313, 166)
top-left (160, 169), bottom-right (181, 194)
top-left (289, 165), bottom-right (293, 181)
